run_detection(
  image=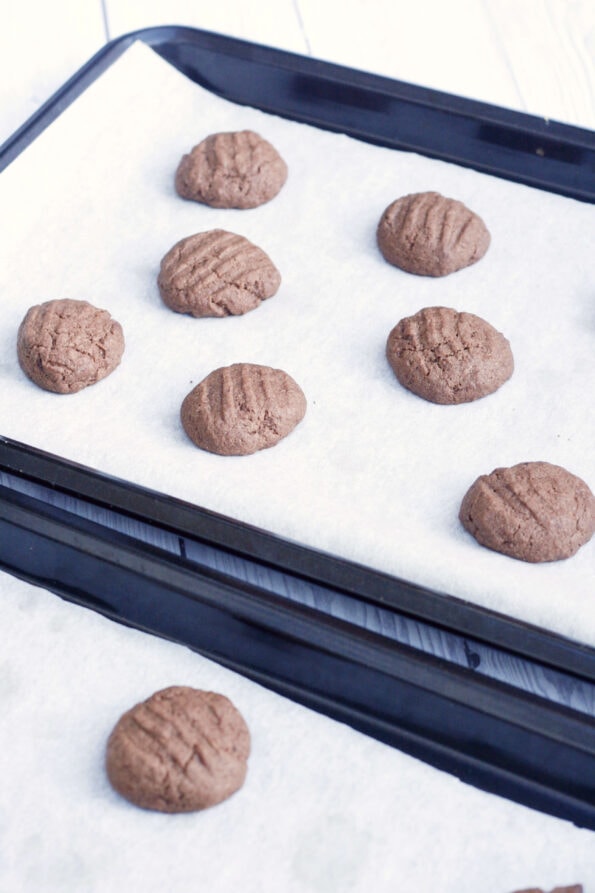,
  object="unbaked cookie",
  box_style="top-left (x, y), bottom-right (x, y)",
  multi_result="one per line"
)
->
top-left (175, 130), bottom-right (288, 209)
top-left (105, 686), bottom-right (251, 813)
top-left (181, 363), bottom-right (307, 456)
top-left (158, 229), bottom-right (281, 317)
top-left (459, 461), bottom-right (595, 562)
top-left (386, 306), bottom-right (513, 404)
top-left (17, 298), bottom-right (124, 394)
top-left (377, 191), bottom-right (490, 276)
